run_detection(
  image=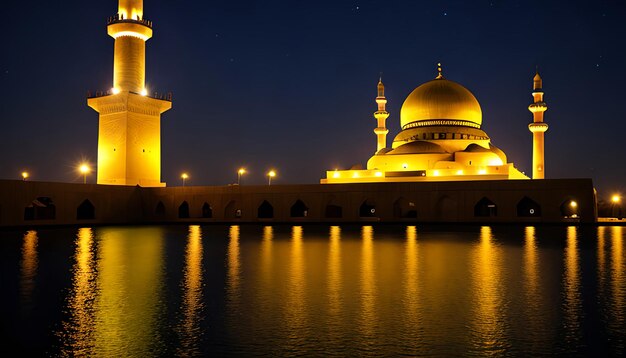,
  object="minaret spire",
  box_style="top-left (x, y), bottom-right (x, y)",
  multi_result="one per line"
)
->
top-left (88, 0), bottom-right (171, 187)
top-left (373, 77), bottom-right (390, 153)
top-left (528, 70), bottom-right (549, 179)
